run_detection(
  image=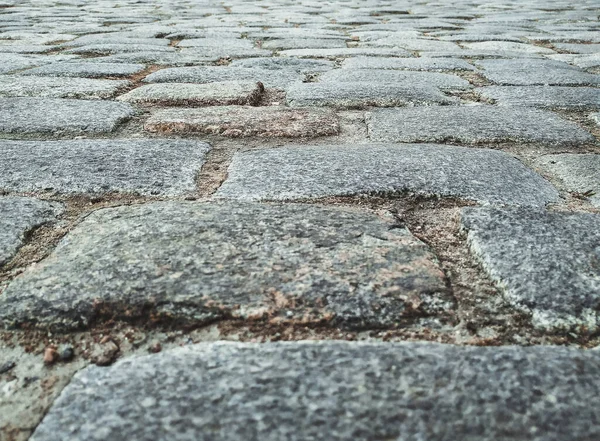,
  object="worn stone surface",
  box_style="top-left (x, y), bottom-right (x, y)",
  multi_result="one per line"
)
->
top-left (30, 341), bottom-right (600, 441)
top-left (0, 97), bottom-right (136, 136)
top-left (145, 66), bottom-right (303, 89)
top-left (145, 106), bottom-right (339, 137)
top-left (117, 81), bottom-right (264, 106)
top-left (19, 62), bottom-right (146, 78)
top-left (287, 82), bottom-right (457, 108)
top-left (535, 154), bottom-right (600, 206)
top-left (0, 139), bottom-right (210, 196)
top-left (318, 69), bottom-right (471, 90)
top-left (461, 207), bottom-right (600, 331)
top-left (229, 57), bottom-right (334, 72)
top-left (367, 107), bottom-right (595, 146)
top-left (0, 197), bottom-right (63, 267)
top-left (215, 144), bottom-right (558, 206)
top-left (477, 59), bottom-right (600, 86)
top-left (0, 202), bottom-right (450, 331)
top-left (478, 86), bottom-right (600, 110)
top-left (0, 75), bottom-right (130, 99)
top-left (279, 47), bottom-right (414, 59)
top-left (341, 56), bottom-right (476, 71)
